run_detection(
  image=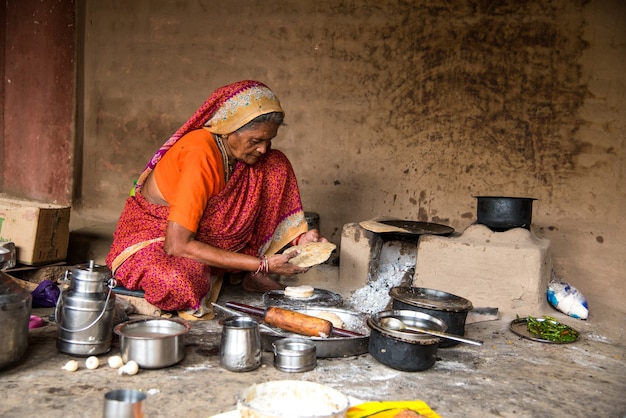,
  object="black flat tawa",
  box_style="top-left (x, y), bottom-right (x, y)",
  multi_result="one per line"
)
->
top-left (263, 288), bottom-right (343, 309)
